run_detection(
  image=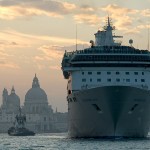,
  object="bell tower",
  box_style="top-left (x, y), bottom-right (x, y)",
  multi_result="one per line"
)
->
top-left (2, 88), bottom-right (8, 108)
